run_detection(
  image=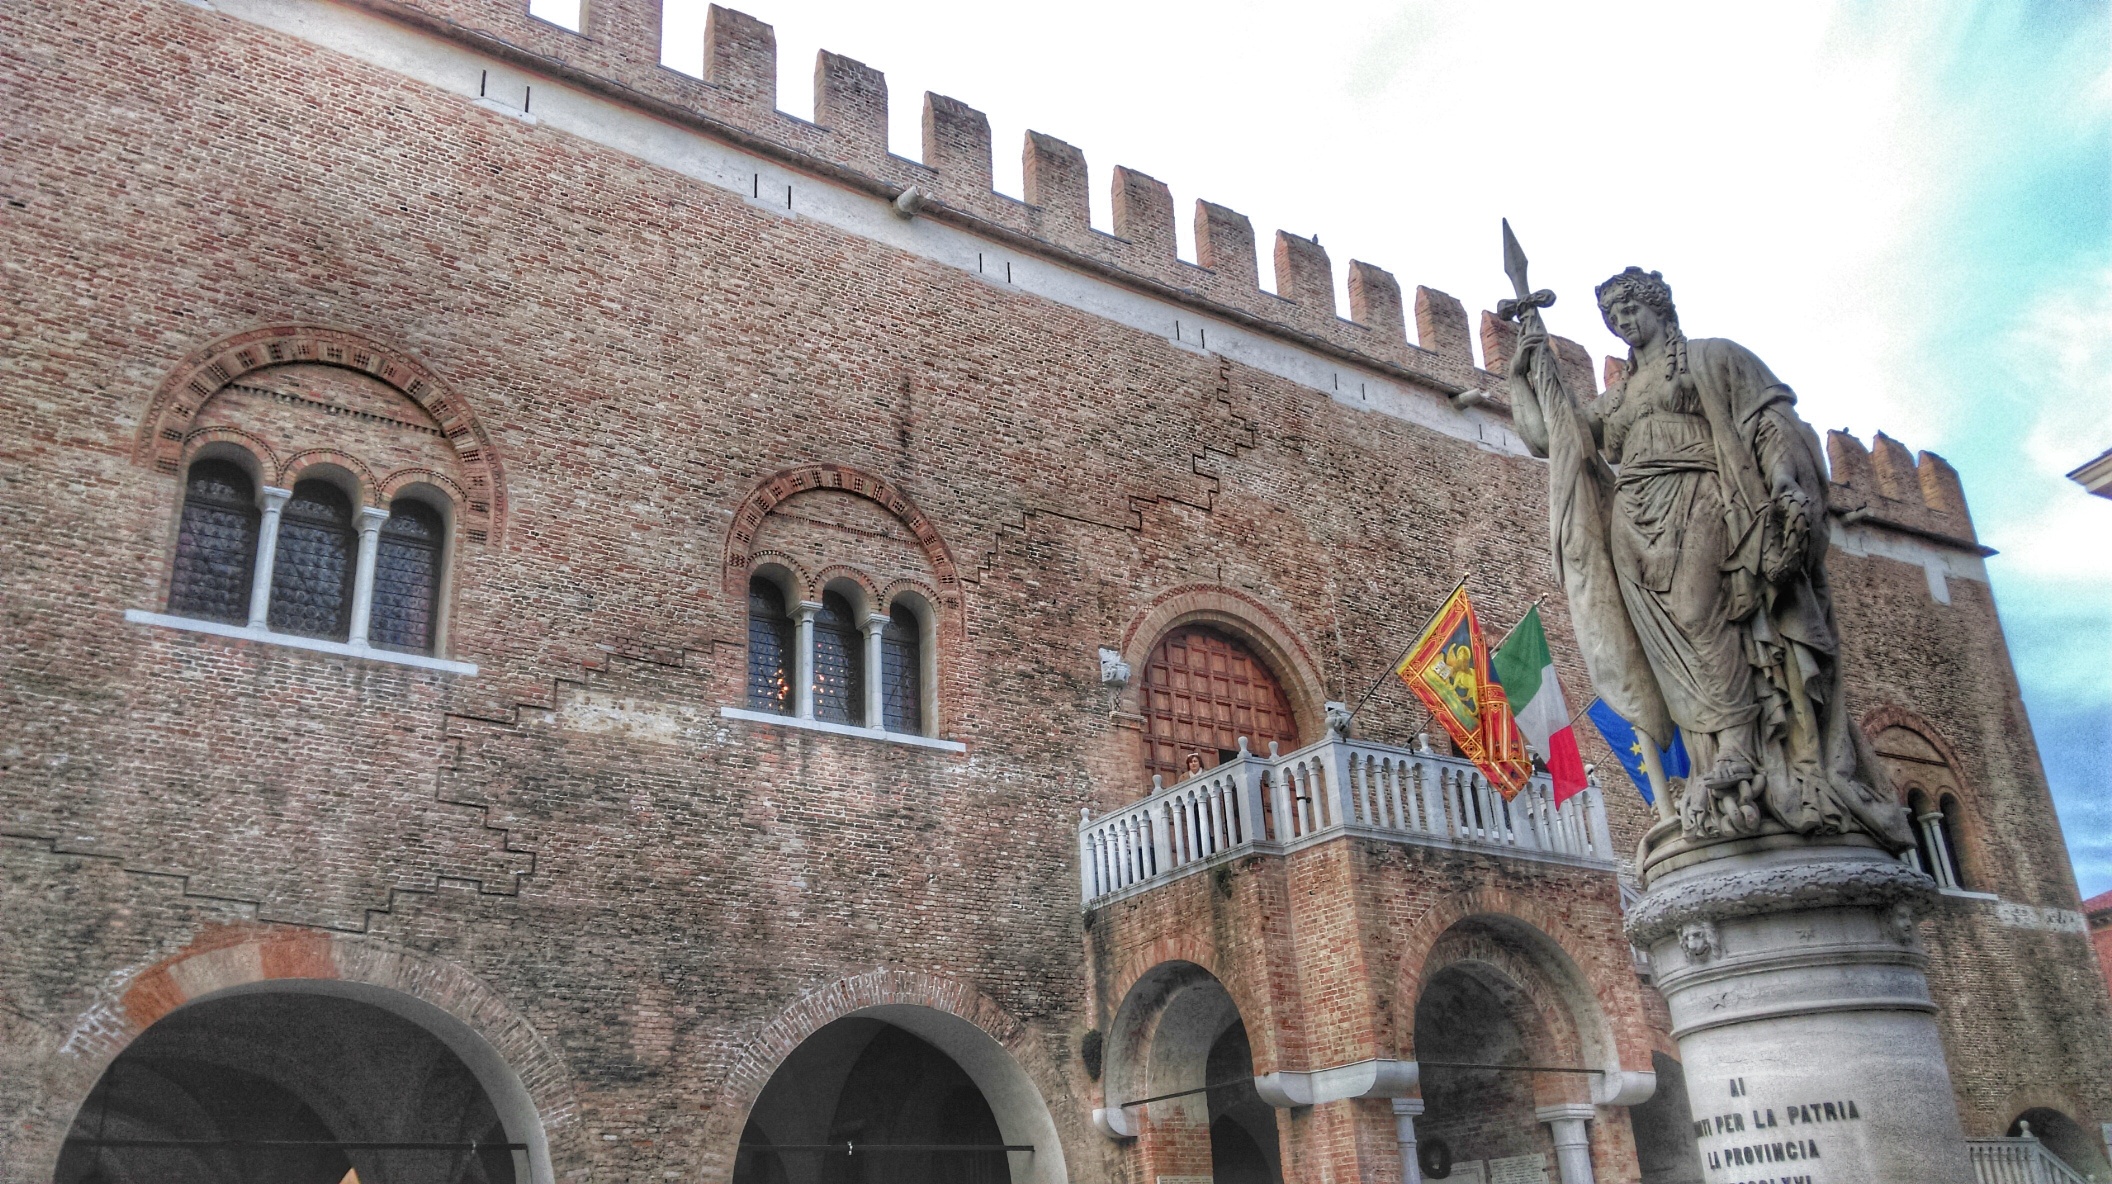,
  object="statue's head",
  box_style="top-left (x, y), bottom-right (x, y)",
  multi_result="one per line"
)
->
top-left (1596, 267), bottom-right (1679, 348)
